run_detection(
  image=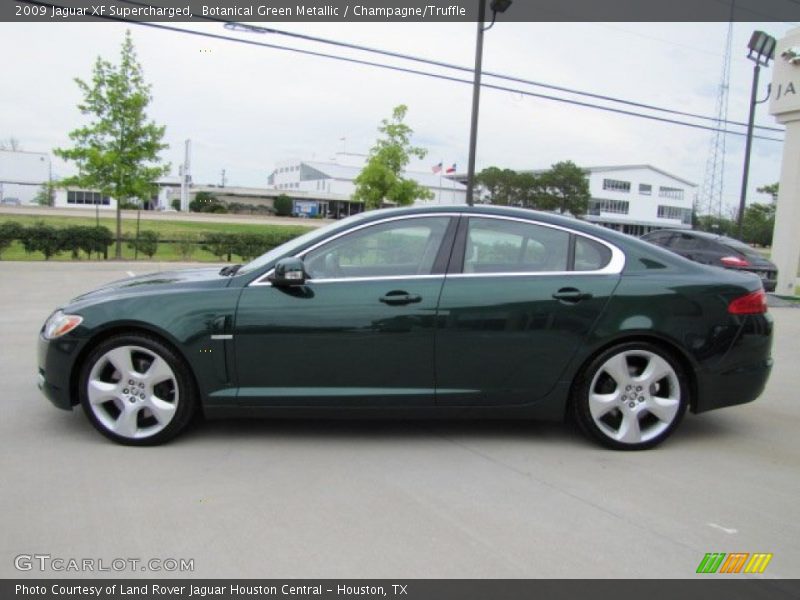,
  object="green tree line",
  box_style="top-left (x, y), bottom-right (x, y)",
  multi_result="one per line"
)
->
top-left (474, 161), bottom-right (591, 216)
